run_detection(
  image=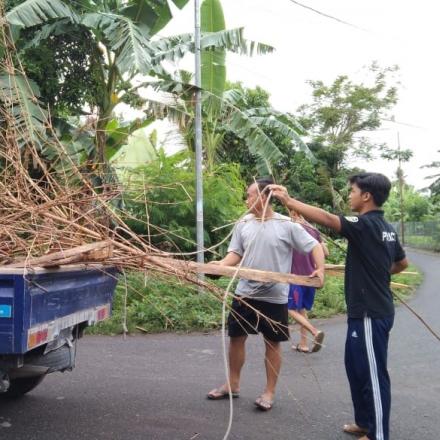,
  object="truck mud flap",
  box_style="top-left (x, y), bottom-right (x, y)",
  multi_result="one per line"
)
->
top-left (10, 343), bottom-right (76, 379)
